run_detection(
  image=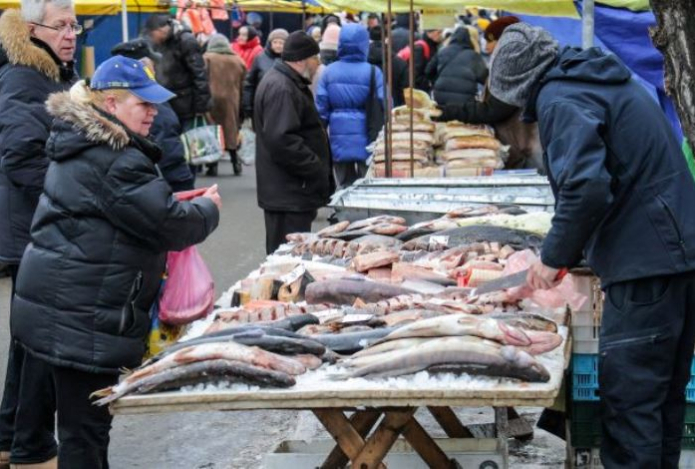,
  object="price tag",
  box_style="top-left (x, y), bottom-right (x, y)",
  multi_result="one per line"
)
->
top-left (429, 235), bottom-right (449, 250)
top-left (278, 265), bottom-right (306, 285)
